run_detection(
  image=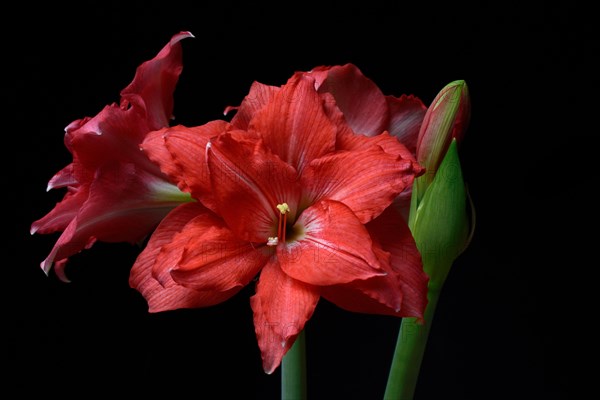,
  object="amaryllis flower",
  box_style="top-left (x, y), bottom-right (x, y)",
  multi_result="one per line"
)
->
top-left (227, 63), bottom-right (428, 217)
top-left (130, 72), bottom-right (428, 373)
top-left (31, 32), bottom-right (194, 280)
